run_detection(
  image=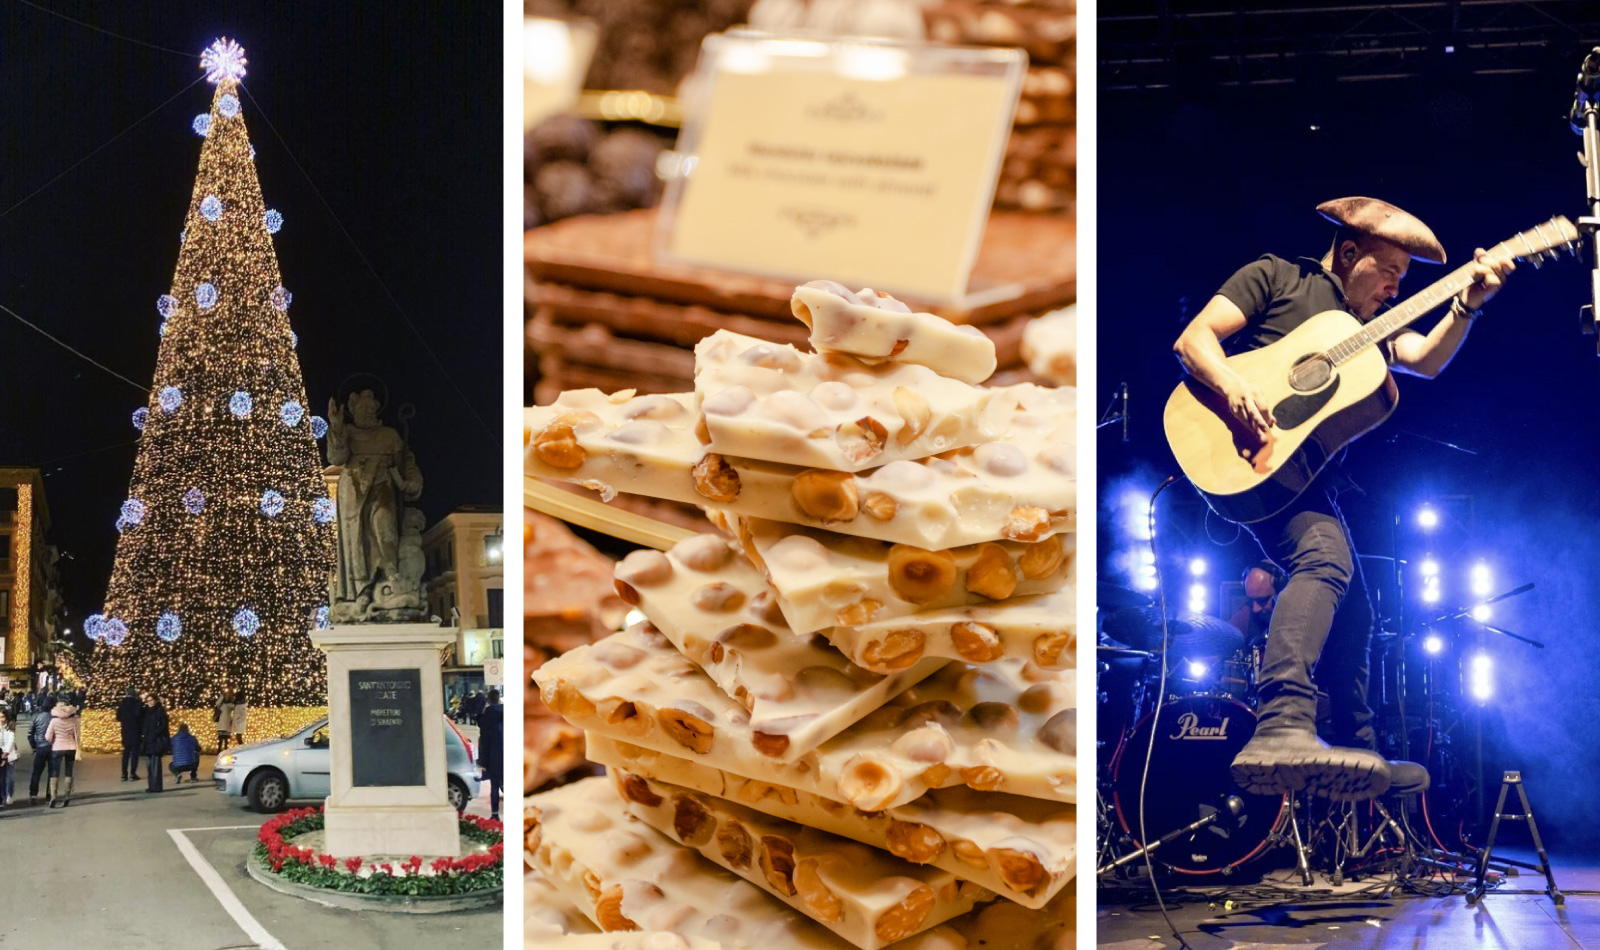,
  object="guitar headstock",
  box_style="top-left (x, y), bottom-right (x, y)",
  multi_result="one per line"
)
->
top-left (1500, 215), bottom-right (1580, 269)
